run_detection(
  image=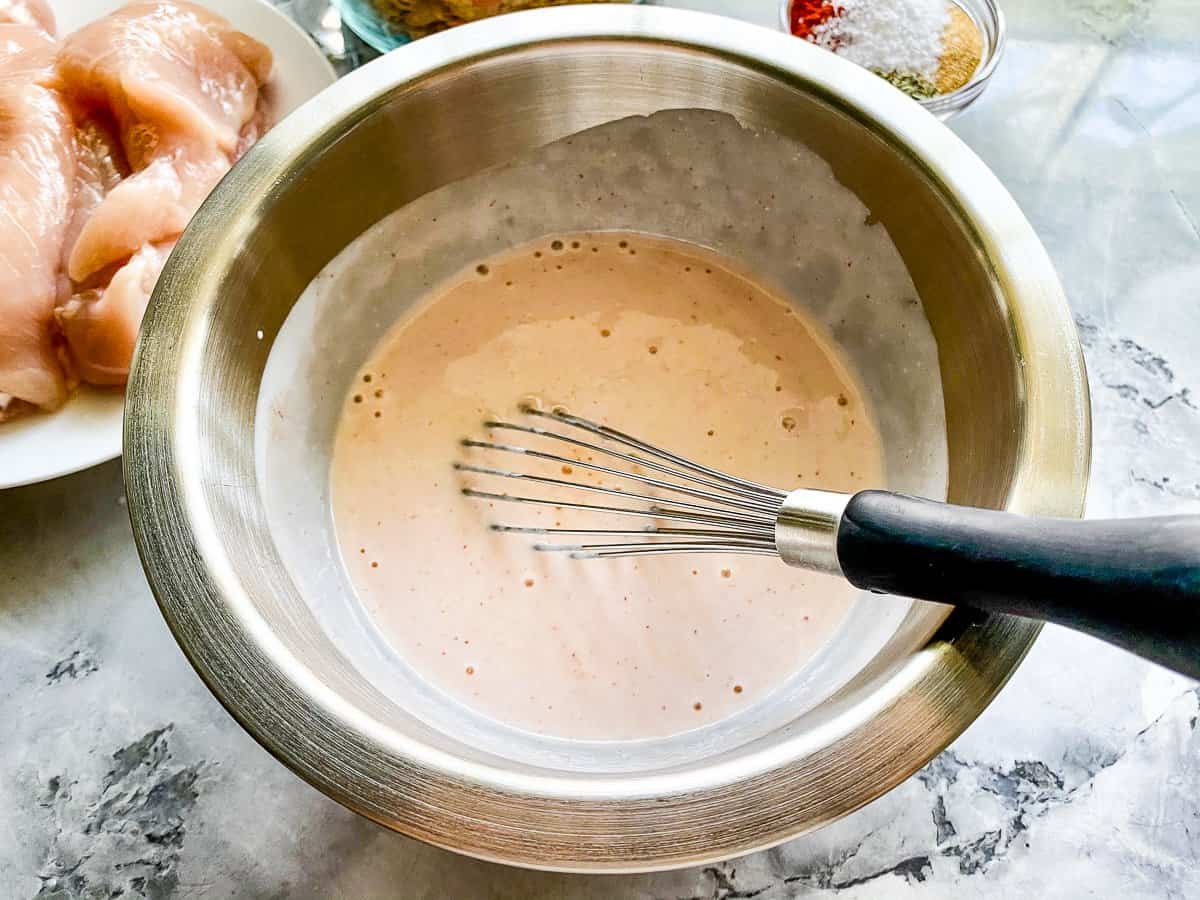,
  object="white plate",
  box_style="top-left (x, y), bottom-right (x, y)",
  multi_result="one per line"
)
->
top-left (1, 0), bottom-right (336, 490)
